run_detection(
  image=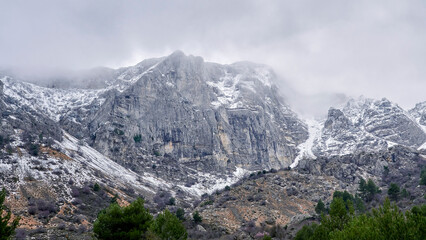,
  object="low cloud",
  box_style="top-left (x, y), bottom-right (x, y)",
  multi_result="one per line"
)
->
top-left (1, 0), bottom-right (425, 110)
